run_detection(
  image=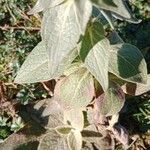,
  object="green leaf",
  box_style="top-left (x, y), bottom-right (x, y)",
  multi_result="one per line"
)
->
top-left (38, 130), bottom-right (69, 150)
top-left (67, 130), bottom-right (82, 150)
top-left (95, 83), bottom-right (125, 116)
top-left (14, 42), bottom-right (77, 84)
top-left (28, 0), bottom-right (64, 14)
top-left (122, 74), bottom-right (150, 96)
top-left (92, 0), bottom-right (141, 23)
top-left (80, 21), bottom-right (105, 61)
top-left (55, 68), bottom-right (94, 109)
top-left (56, 126), bottom-right (72, 135)
top-left (41, 0), bottom-right (92, 77)
top-left (109, 43), bottom-right (147, 84)
top-left (84, 37), bottom-right (110, 91)
top-left (64, 109), bottom-right (84, 131)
